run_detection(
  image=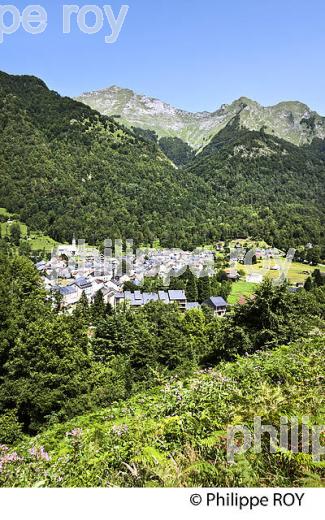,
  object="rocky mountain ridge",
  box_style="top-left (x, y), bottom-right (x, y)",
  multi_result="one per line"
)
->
top-left (77, 86), bottom-right (325, 150)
